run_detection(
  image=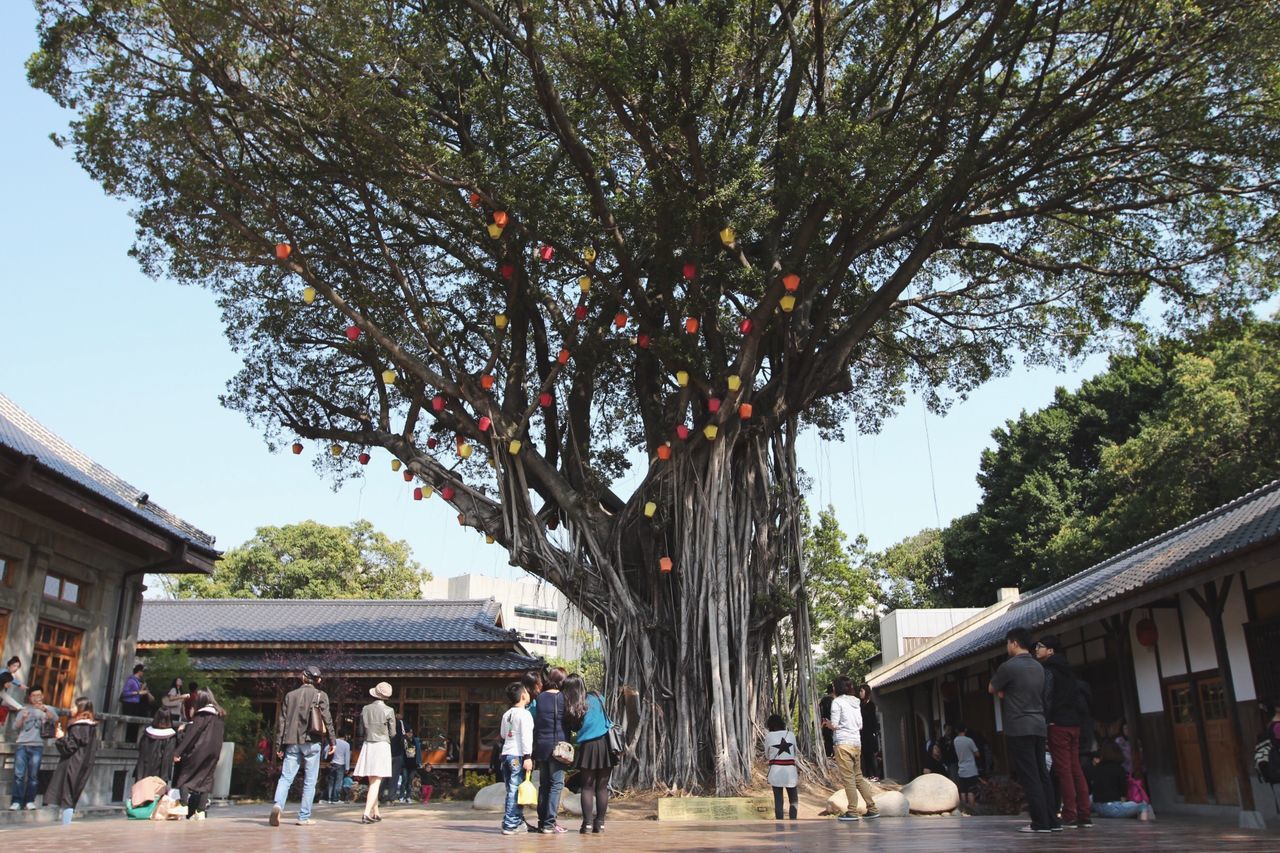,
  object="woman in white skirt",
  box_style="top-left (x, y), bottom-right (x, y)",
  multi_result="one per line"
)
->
top-left (355, 682), bottom-right (396, 824)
